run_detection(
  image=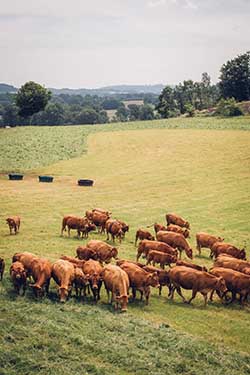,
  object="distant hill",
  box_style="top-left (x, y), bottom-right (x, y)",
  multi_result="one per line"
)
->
top-left (0, 83), bottom-right (17, 94)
